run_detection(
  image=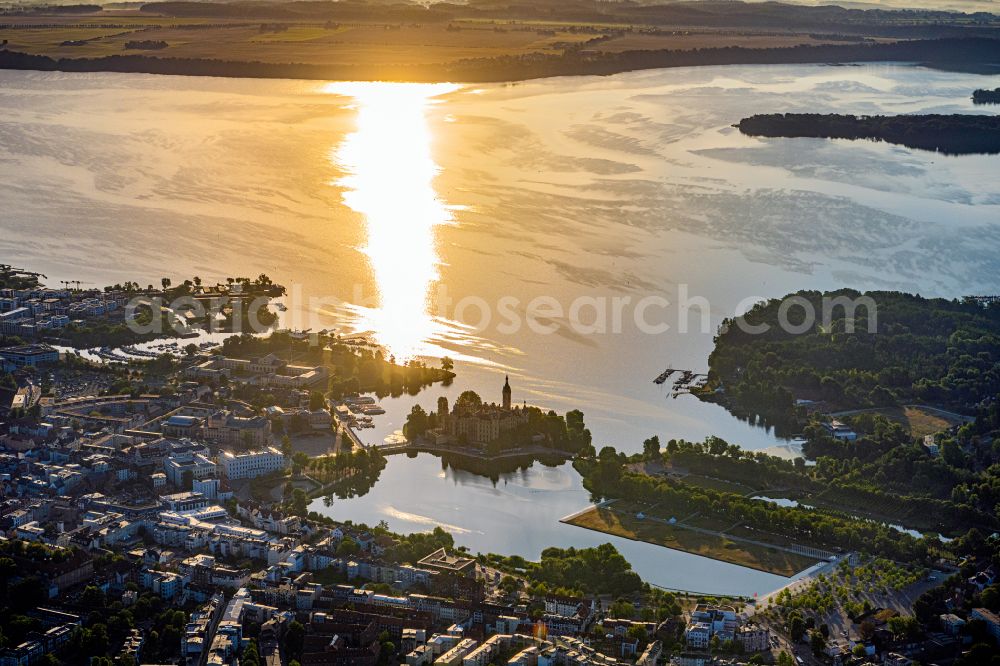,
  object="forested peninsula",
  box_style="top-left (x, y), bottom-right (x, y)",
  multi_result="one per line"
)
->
top-left (701, 290), bottom-right (1000, 429)
top-left (736, 113), bottom-right (1000, 155)
top-left (973, 87), bottom-right (1000, 104)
